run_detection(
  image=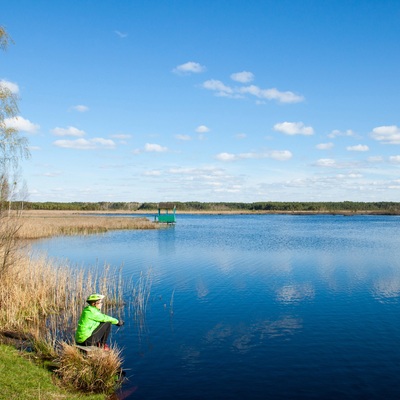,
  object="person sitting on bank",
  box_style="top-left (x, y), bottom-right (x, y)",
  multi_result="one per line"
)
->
top-left (75, 293), bottom-right (124, 350)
